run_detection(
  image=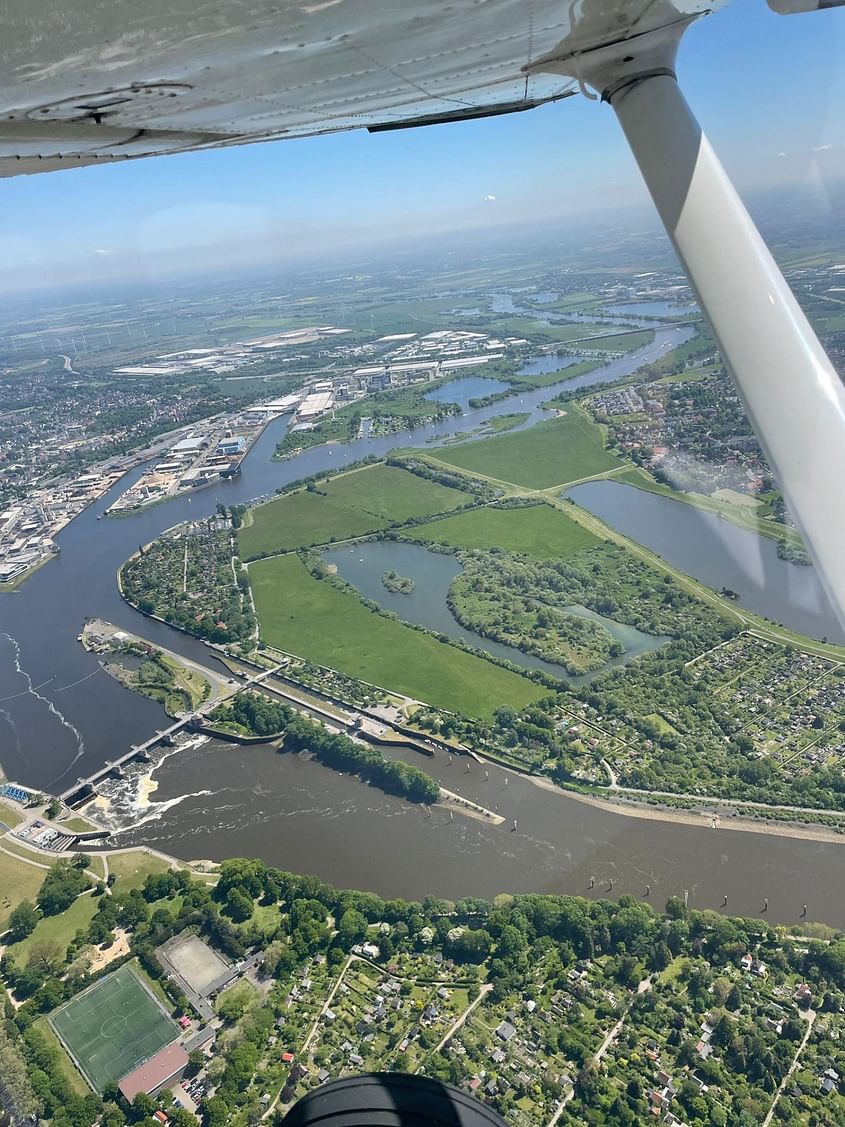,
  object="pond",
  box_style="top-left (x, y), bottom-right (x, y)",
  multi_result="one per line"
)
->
top-left (516, 353), bottom-right (583, 378)
top-left (605, 300), bottom-right (699, 318)
top-left (567, 481), bottom-right (843, 644)
top-left (489, 291), bottom-right (664, 330)
top-left (323, 540), bottom-right (668, 685)
top-left (424, 375), bottom-right (509, 409)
